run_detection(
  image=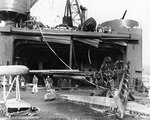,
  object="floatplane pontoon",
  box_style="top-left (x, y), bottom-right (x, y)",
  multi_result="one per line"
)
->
top-left (0, 65), bottom-right (39, 117)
